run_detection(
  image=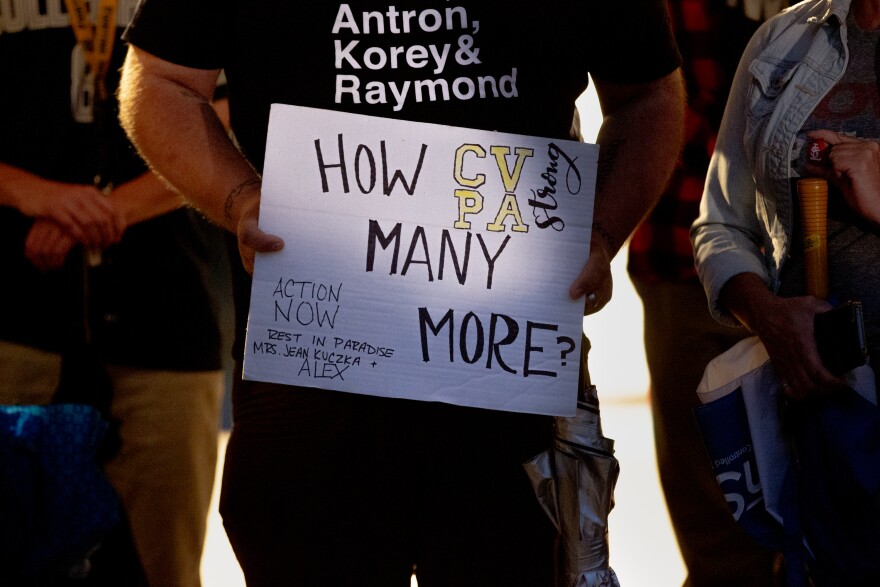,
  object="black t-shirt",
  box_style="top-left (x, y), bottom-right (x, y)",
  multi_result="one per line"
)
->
top-left (0, 15), bottom-right (226, 371)
top-left (124, 0), bottom-right (681, 355)
top-left (126, 1), bottom-right (680, 168)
